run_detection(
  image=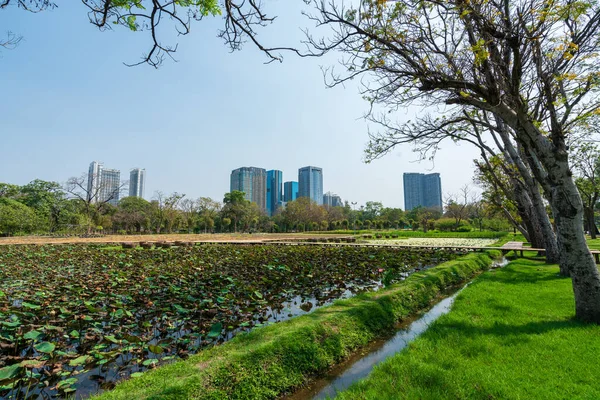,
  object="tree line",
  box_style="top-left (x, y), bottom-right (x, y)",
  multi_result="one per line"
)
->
top-left (0, 179), bottom-right (522, 236)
